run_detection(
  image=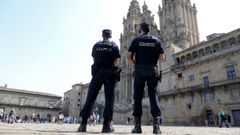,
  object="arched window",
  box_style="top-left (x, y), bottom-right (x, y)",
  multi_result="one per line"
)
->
top-left (212, 43), bottom-right (220, 52)
top-left (205, 46), bottom-right (212, 55)
top-left (181, 55), bottom-right (186, 63)
top-left (198, 49), bottom-right (205, 57)
top-left (186, 53), bottom-right (192, 61)
top-left (228, 37), bottom-right (237, 46)
top-left (176, 58), bottom-right (181, 64)
top-left (192, 51), bottom-right (198, 59)
top-left (220, 40), bottom-right (228, 49)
